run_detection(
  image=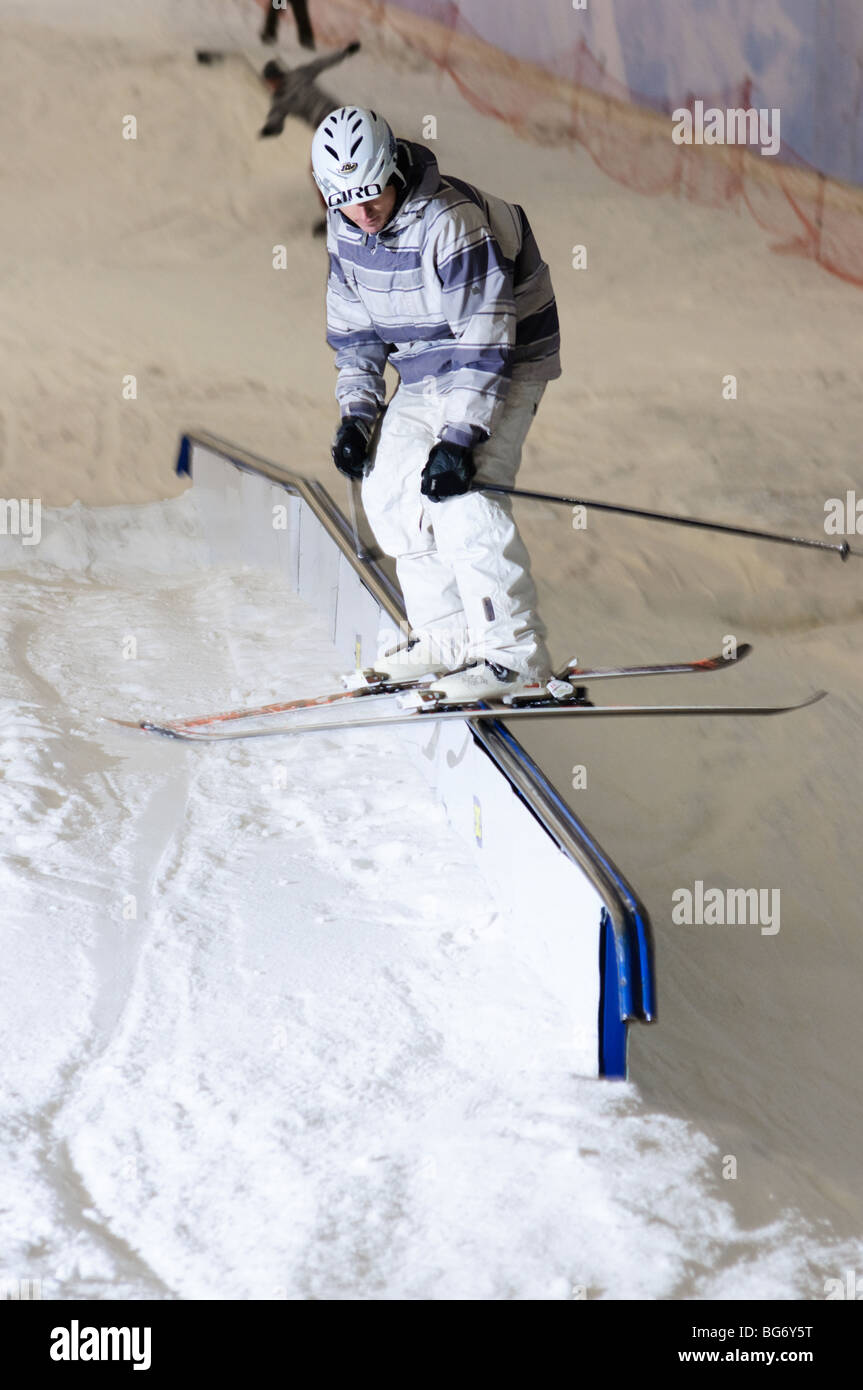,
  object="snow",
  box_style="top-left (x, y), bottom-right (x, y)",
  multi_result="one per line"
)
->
top-left (0, 493), bottom-right (859, 1300)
